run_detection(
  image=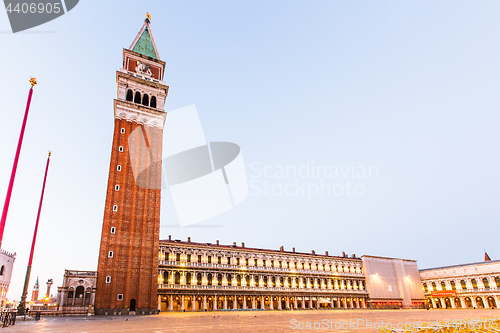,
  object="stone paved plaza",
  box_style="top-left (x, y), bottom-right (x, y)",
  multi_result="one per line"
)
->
top-left (6, 309), bottom-right (500, 333)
